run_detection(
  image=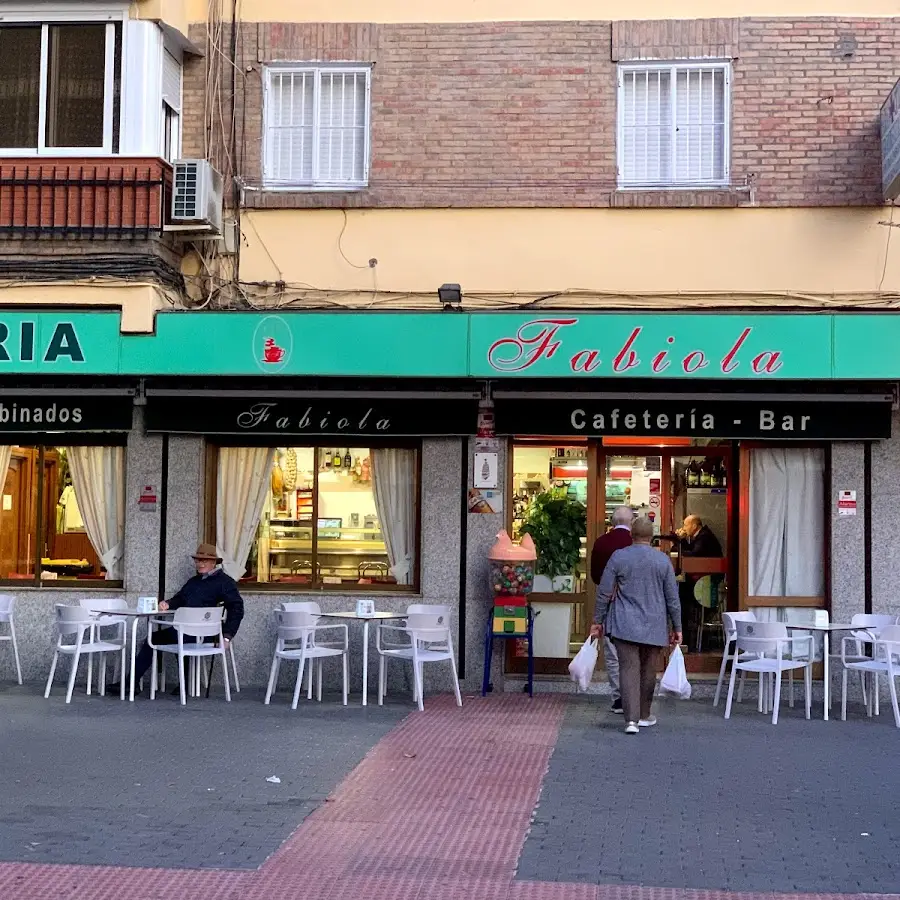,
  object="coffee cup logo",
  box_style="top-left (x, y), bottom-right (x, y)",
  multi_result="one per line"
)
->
top-left (263, 338), bottom-right (285, 364)
top-left (252, 316), bottom-right (293, 372)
